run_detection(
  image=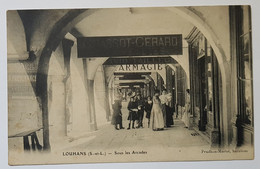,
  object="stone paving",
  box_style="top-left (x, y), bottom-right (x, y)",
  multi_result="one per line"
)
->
top-left (65, 101), bottom-right (210, 151)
